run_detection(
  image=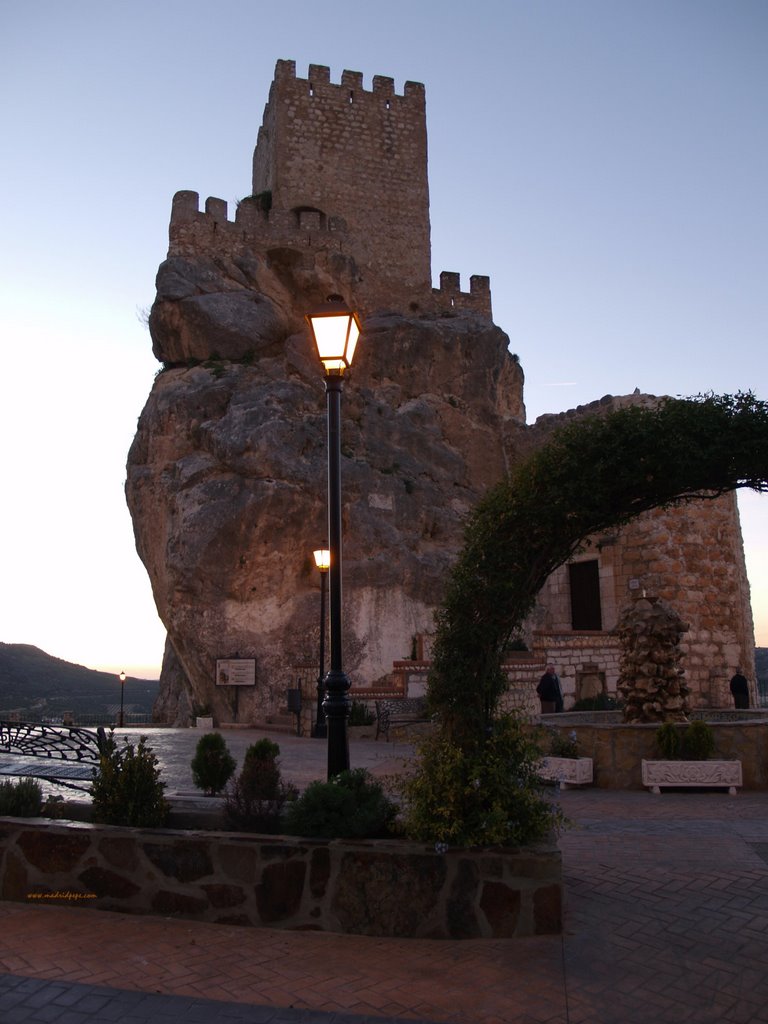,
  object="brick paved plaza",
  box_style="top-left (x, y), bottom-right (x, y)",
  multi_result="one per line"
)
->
top-left (1, 731), bottom-right (768, 1023)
